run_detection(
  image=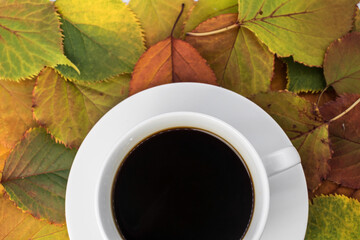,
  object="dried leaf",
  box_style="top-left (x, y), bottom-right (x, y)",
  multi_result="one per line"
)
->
top-left (251, 91), bottom-right (331, 190)
top-left (239, 0), bottom-right (357, 66)
top-left (1, 128), bottom-right (76, 223)
top-left (0, 192), bottom-right (68, 239)
top-left (0, 0), bottom-right (77, 81)
top-left (324, 32), bottom-right (360, 94)
top-left (270, 57), bottom-right (287, 91)
top-left (186, 14), bottom-right (274, 96)
top-left (55, 0), bottom-right (145, 81)
top-left (0, 79), bottom-right (36, 148)
top-left (298, 88), bottom-right (337, 107)
top-left (33, 68), bottom-right (130, 148)
top-left (311, 180), bottom-right (360, 202)
top-left (129, 37), bottom-right (217, 95)
top-left (283, 57), bottom-right (326, 93)
top-left (305, 195), bottom-right (360, 240)
top-left (129, 0), bottom-right (194, 47)
top-left (0, 144), bottom-right (11, 181)
top-left (184, 0), bottom-right (238, 34)
top-left (320, 94), bottom-right (360, 189)
top-left (354, 8), bottom-right (360, 32)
